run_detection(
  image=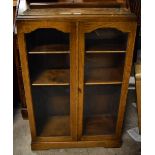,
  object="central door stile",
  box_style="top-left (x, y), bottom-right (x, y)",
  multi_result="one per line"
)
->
top-left (77, 22), bottom-right (85, 140)
top-left (70, 22), bottom-right (79, 141)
